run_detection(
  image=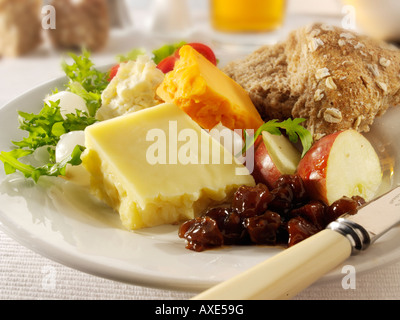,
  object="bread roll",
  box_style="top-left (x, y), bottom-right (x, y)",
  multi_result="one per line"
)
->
top-left (224, 23), bottom-right (400, 139)
top-left (48, 0), bottom-right (110, 52)
top-left (0, 0), bottom-right (42, 57)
